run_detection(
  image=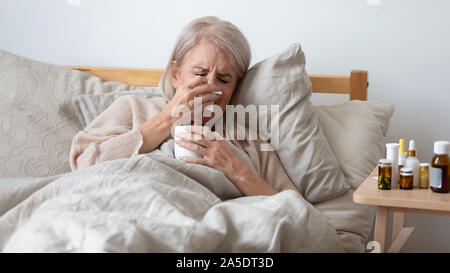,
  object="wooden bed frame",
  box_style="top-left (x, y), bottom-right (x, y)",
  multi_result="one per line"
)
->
top-left (69, 66), bottom-right (368, 101)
